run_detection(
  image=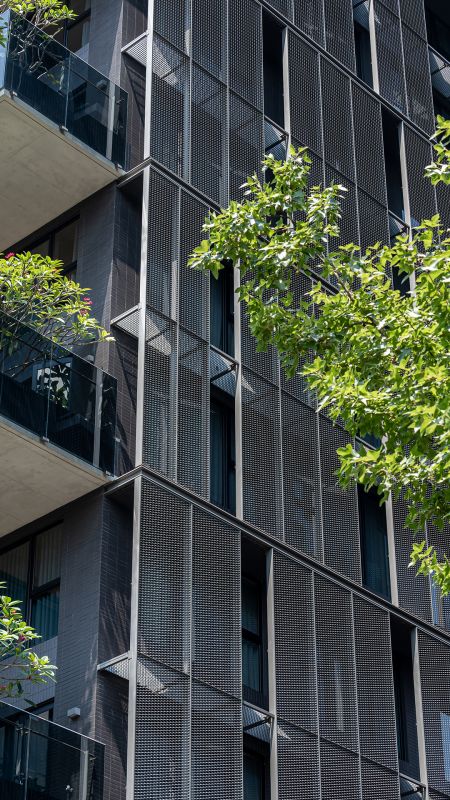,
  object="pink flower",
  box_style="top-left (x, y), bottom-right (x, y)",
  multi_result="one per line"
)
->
top-left (82, 296), bottom-right (92, 305)
top-left (79, 309), bottom-right (89, 317)
top-left (5, 252), bottom-right (14, 259)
